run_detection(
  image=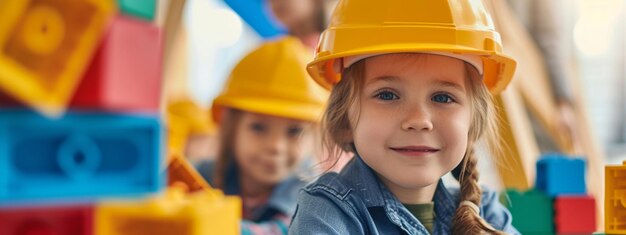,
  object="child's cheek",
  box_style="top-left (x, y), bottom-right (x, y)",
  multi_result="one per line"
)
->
top-left (289, 136), bottom-right (312, 166)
